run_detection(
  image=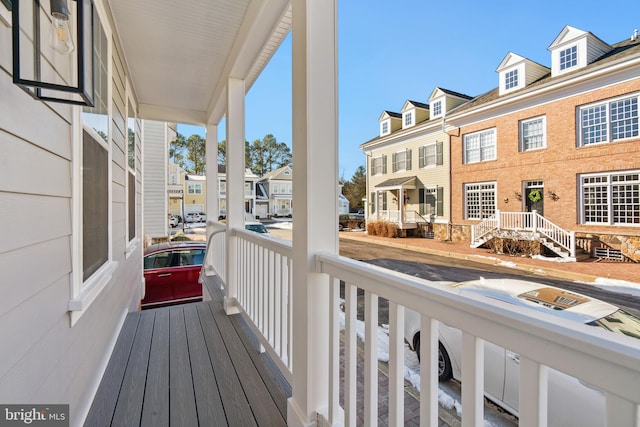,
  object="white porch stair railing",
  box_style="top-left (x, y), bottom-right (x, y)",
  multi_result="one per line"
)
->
top-left (203, 223), bottom-right (640, 426)
top-left (471, 210), bottom-right (576, 259)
